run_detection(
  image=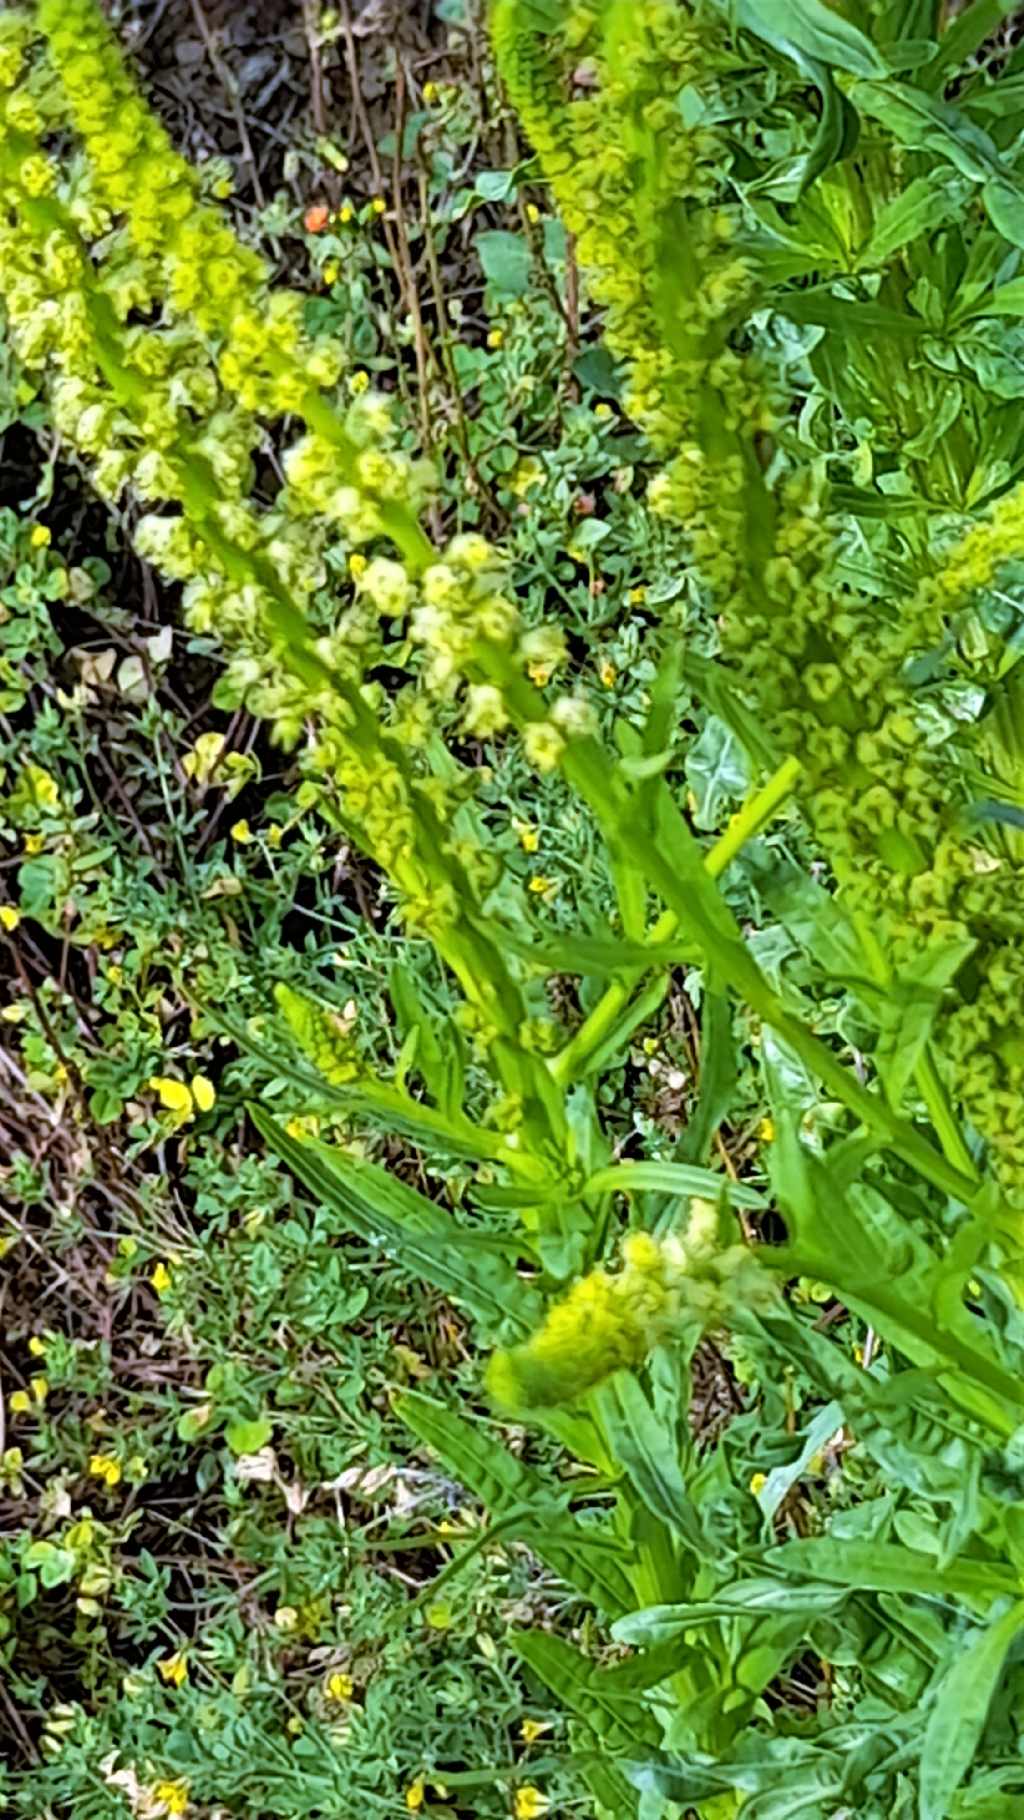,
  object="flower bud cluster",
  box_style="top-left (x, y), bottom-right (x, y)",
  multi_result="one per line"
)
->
top-left (487, 1201), bottom-right (770, 1408)
top-left (492, 0), bottom-right (759, 561)
top-left (274, 983), bottom-right (364, 1087)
